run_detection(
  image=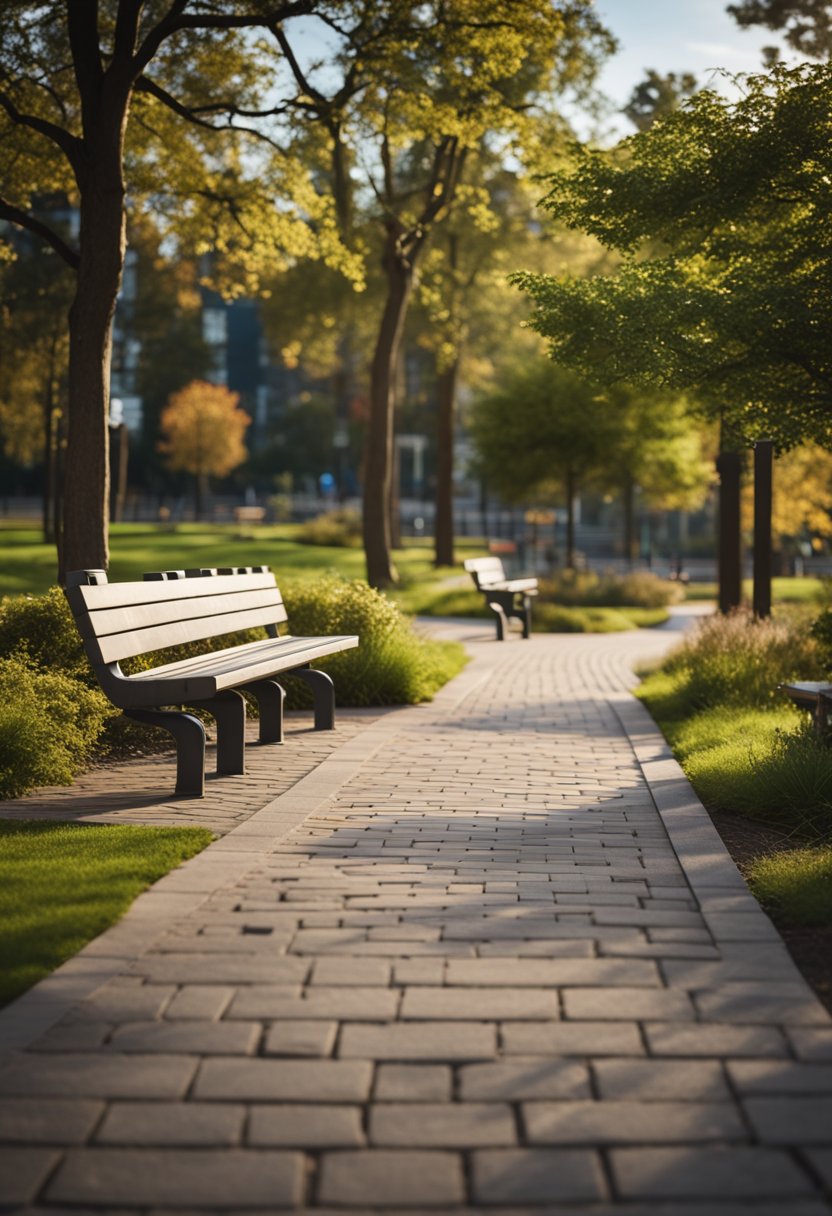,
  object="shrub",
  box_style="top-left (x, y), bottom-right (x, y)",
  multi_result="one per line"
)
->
top-left (538, 569), bottom-right (683, 609)
top-left (0, 654), bottom-right (115, 798)
top-left (661, 609), bottom-right (819, 711)
top-left (298, 508), bottom-right (362, 548)
top-left (281, 575), bottom-right (467, 706)
top-left (0, 588), bottom-right (89, 681)
top-left (810, 608), bottom-right (832, 674)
